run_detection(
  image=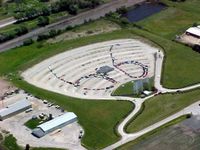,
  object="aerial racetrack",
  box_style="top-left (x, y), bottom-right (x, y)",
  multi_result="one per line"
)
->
top-left (22, 39), bottom-right (158, 99)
